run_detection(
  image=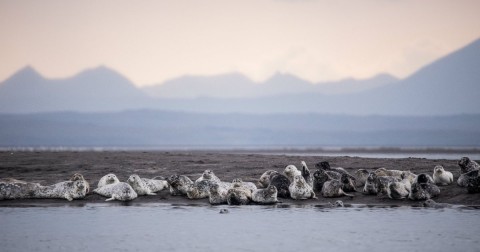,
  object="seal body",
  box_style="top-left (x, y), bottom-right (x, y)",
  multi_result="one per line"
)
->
top-left (363, 173), bottom-right (378, 195)
top-left (376, 176), bottom-right (401, 196)
top-left (354, 169), bottom-right (369, 187)
top-left (301, 161), bottom-right (314, 188)
top-left (458, 157), bottom-right (480, 174)
top-left (186, 179), bottom-right (212, 199)
top-left (409, 174), bottom-right (440, 201)
top-left (232, 178), bottom-right (256, 192)
top-left (387, 178), bottom-right (411, 199)
top-left (313, 169), bottom-right (331, 192)
top-left (289, 175), bottom-right (316, 200)
top-left (315, 161), bottom-right (349, 175)
top-left (127, 174), bottom-right (156, 196)
top-left (252, 185), bottom-right (279, 204)
top-left (465, 170), bottom-right (480, 193)
top-left (322, 179), bottom-right (354, 198)
top-left (268, 173), bottom-right (290, 198)
top-left (195, 170), bottom-right (221, 184)
top-left (374, 168), bottom-right (403, 178)
top-left (226, 187), bottom-right (251, 205)
top-left (167, 175), bottom-right (193, 196)
top-left (97, 173), bottom-right (120, 188)
top-left (93, 182), bottom-right (137, 201)
top-left (341, 173), bottom-right (356, 192)
top-left (34, 180), bottom-right (88, 201)
top-left (432, 165), bottom-right (453, 186)
top-left (0, 179), bottom-right (41, 200)
top-left (142, 178), bottom-right (169, 192)
top-left (70, 173), bottom-right (90, 194)
top-left (209, 183), bottom-right (229, 205)
top-left (258, 170), bottom-right (278, 188)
